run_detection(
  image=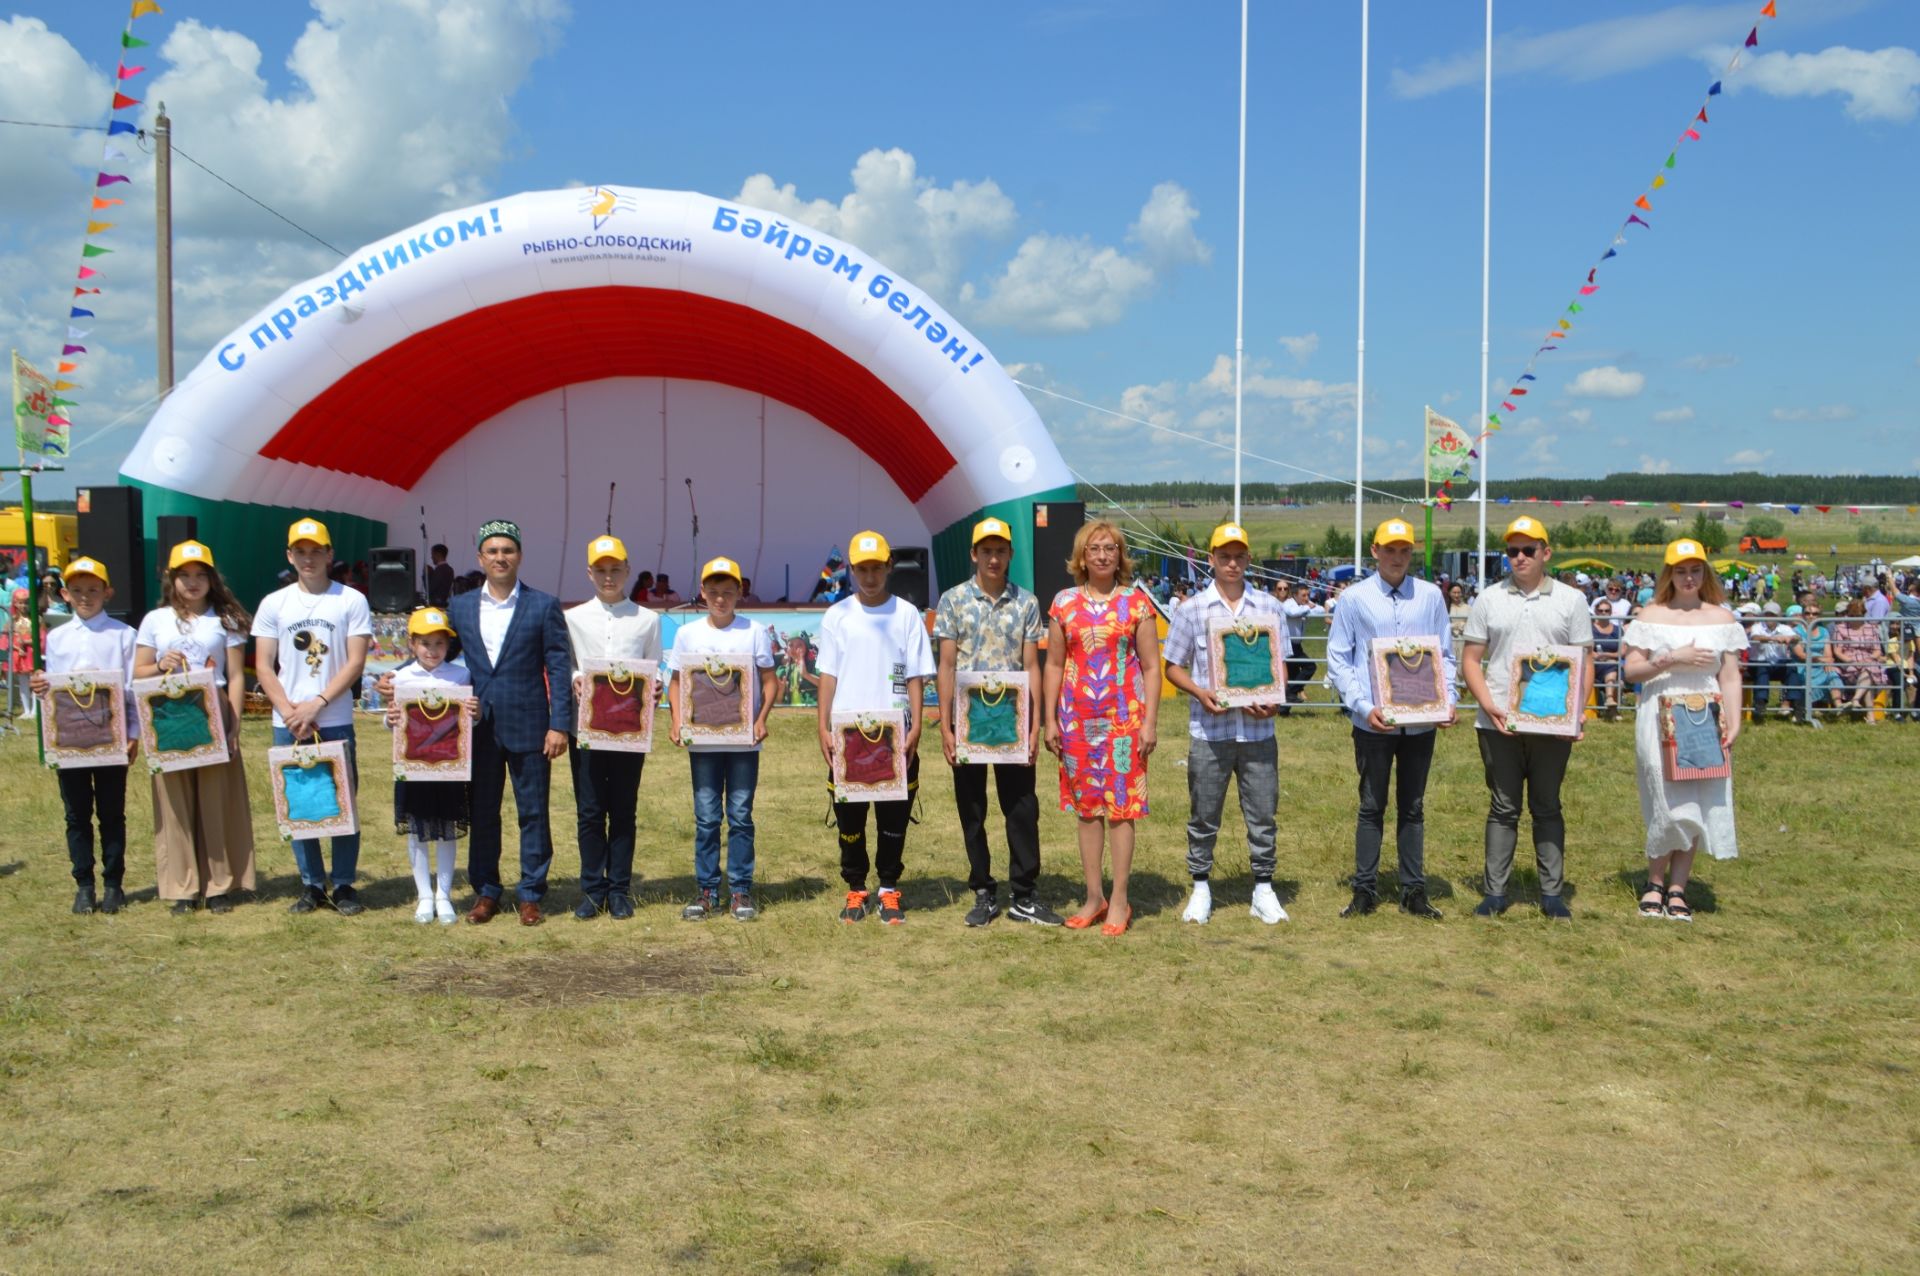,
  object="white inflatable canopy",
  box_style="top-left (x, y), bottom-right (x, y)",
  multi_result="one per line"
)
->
top-left (120, 186), bottom-right (1073, 595)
